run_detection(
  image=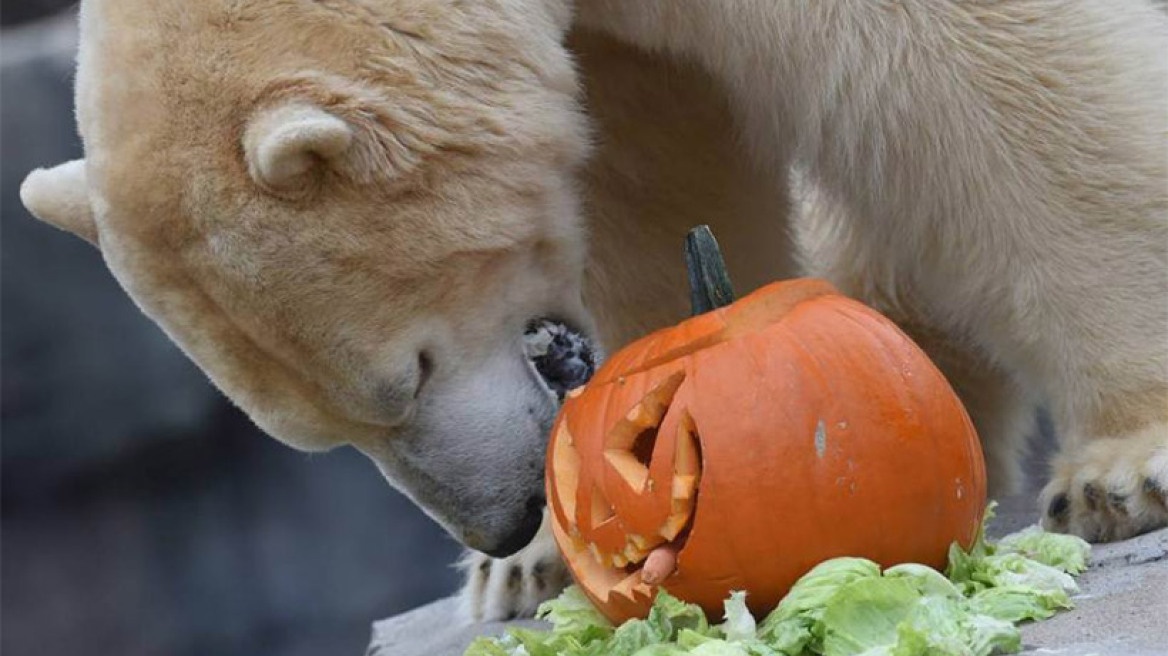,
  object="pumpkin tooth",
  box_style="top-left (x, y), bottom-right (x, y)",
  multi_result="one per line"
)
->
top-left (627, 533), bottom-right (650, 550)
top-left (587, 542), bottom-right (604, 566)
top-left (672, 474), bottom-right (697, 500)
top-left (671, 494), bottom-right (697, 516)
top-left (611, 570), bottom-right (654, 602)
top-left (660, 511), bottom-right (689, 541)
top-left (589, 483), bottom-right (616, 529)
top-left (610, 572), bottom-right (635, 600)
top-left (675, 412), bottom-right (701, 475)
top-left (622, 542), bottom-right (646, 564)
top-left (612, 553), bottom-right (628, 568)
top-left (604, 450), bottom-right (651, 492)
top-left (626, 403), bottom-right (653, 427)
